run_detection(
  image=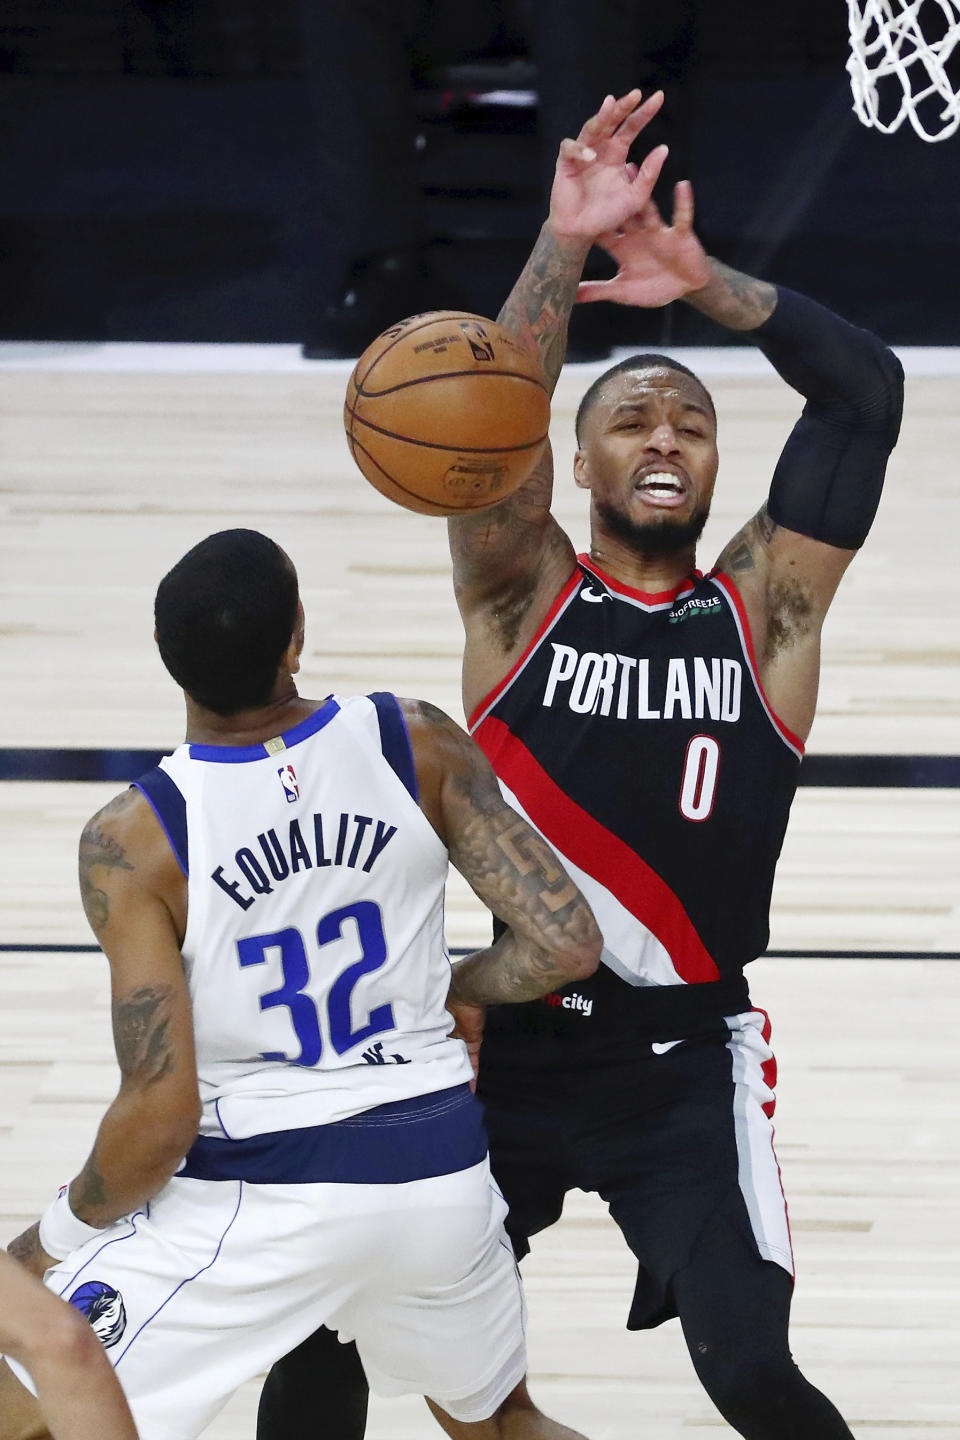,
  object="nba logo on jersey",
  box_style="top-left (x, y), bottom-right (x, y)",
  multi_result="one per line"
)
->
top-left (278, 764), bottom-right (299, 803)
